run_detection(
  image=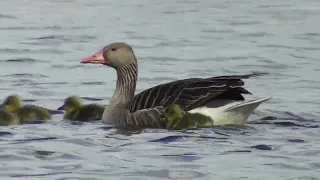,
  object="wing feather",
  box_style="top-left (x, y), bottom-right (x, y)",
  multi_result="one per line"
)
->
top-left (129, 73), bottom-right (267, 112)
